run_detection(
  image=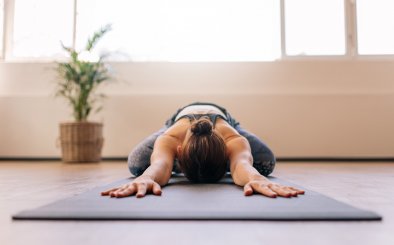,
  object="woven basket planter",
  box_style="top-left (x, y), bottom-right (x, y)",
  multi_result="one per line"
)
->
top-left (59, 122), bottom-right (104, 163)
